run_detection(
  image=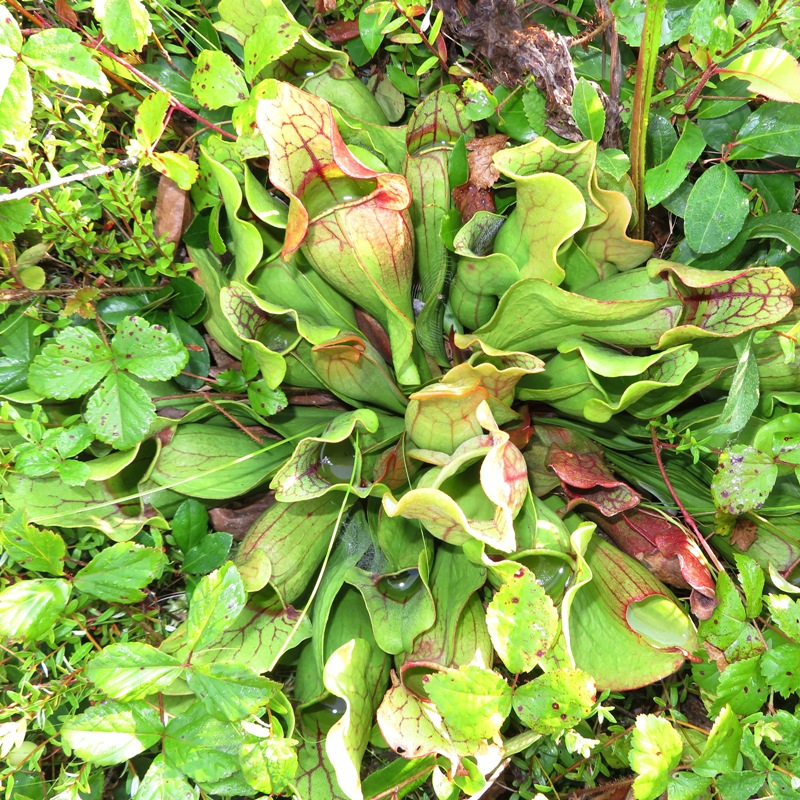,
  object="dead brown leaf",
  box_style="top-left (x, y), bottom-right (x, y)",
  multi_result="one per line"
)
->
top-left (209, 493), bottom-right (275, 540)
top-left (154, 175), bottom-right (192, 247)
top-left (466, 134), bottom-right (508, 189)
top-left (55, 0), bottom-right (80, 28)
top-left (452, 182), bottom-right (495, 222)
